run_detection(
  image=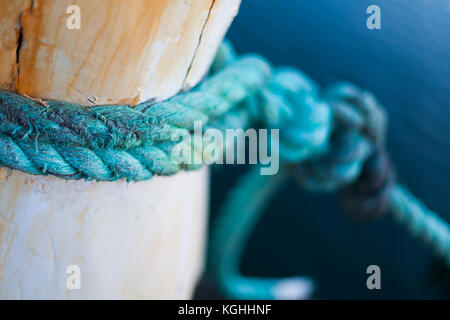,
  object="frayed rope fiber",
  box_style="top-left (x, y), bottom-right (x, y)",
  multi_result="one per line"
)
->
top-left (0, 54), bottom-right (270, 181)
top-left (0, 41), bottom-right (449, 299)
